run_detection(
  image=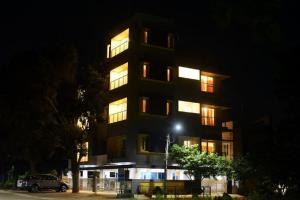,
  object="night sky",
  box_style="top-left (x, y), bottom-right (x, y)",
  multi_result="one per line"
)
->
top-left (0, 0), bottom-right (288, 122)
